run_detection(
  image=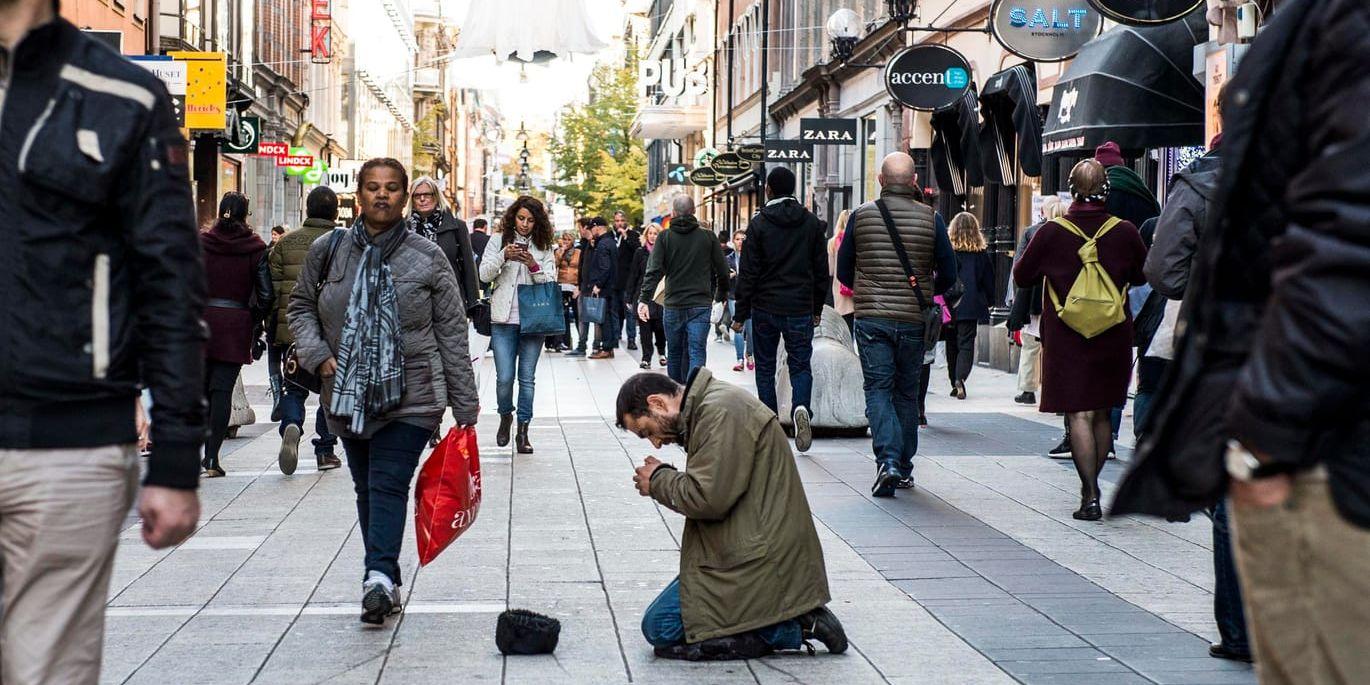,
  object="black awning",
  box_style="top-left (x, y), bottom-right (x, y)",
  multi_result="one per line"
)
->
top-left (979, 63), bottom-right (1042, 185)
top-left (930, 86), bottom-right (984, 196)
top-left (1042, 8), bottom-right (1205, 155)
